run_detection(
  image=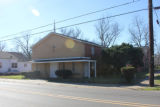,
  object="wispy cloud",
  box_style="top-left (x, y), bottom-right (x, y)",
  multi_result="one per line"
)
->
top-left (31, 8), bottom-right (40, 16)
